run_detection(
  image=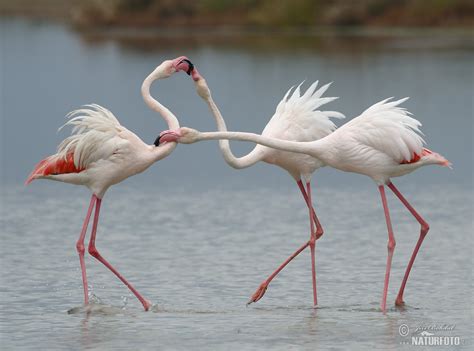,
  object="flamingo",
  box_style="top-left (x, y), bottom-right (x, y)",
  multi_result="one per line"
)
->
top-left (25, 57), bottom-right (194, 311)
top-left (160, 97), bottom-right (450, 312)
top-left (167, 59), bottom-right (344, 307)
